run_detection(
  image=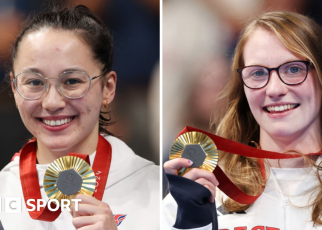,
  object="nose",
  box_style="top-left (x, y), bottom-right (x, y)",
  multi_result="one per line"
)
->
top-left (265, 70), bottom-right (288, 100)
top-left (41, 79), bottom-right (66, 111)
